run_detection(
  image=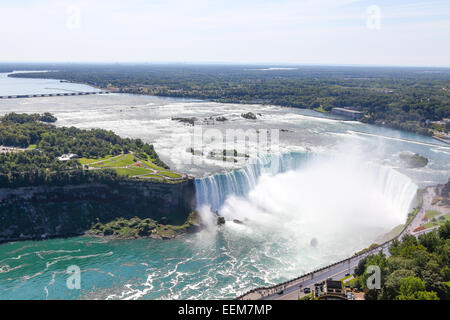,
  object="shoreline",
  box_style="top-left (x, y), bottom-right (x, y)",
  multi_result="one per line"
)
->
top-left (433, 135), bottom-right (450, 145)
top-left (5, 71), bottom-right (446, 142)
